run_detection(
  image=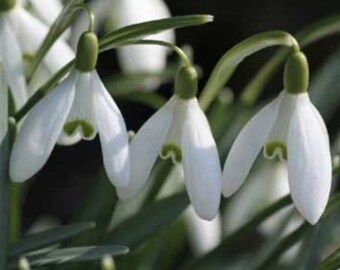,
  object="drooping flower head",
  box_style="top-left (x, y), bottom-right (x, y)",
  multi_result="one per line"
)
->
top-left (73, 0), bottom-right (174, 89)
top-left (0, 0), bottom-right (74, 103)
top-left (222, 51), bottom-right (332, 225)
top-left (10, 31), bottom-right (130, 188)
top-left (117, 65), bottom-right (221, 220)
